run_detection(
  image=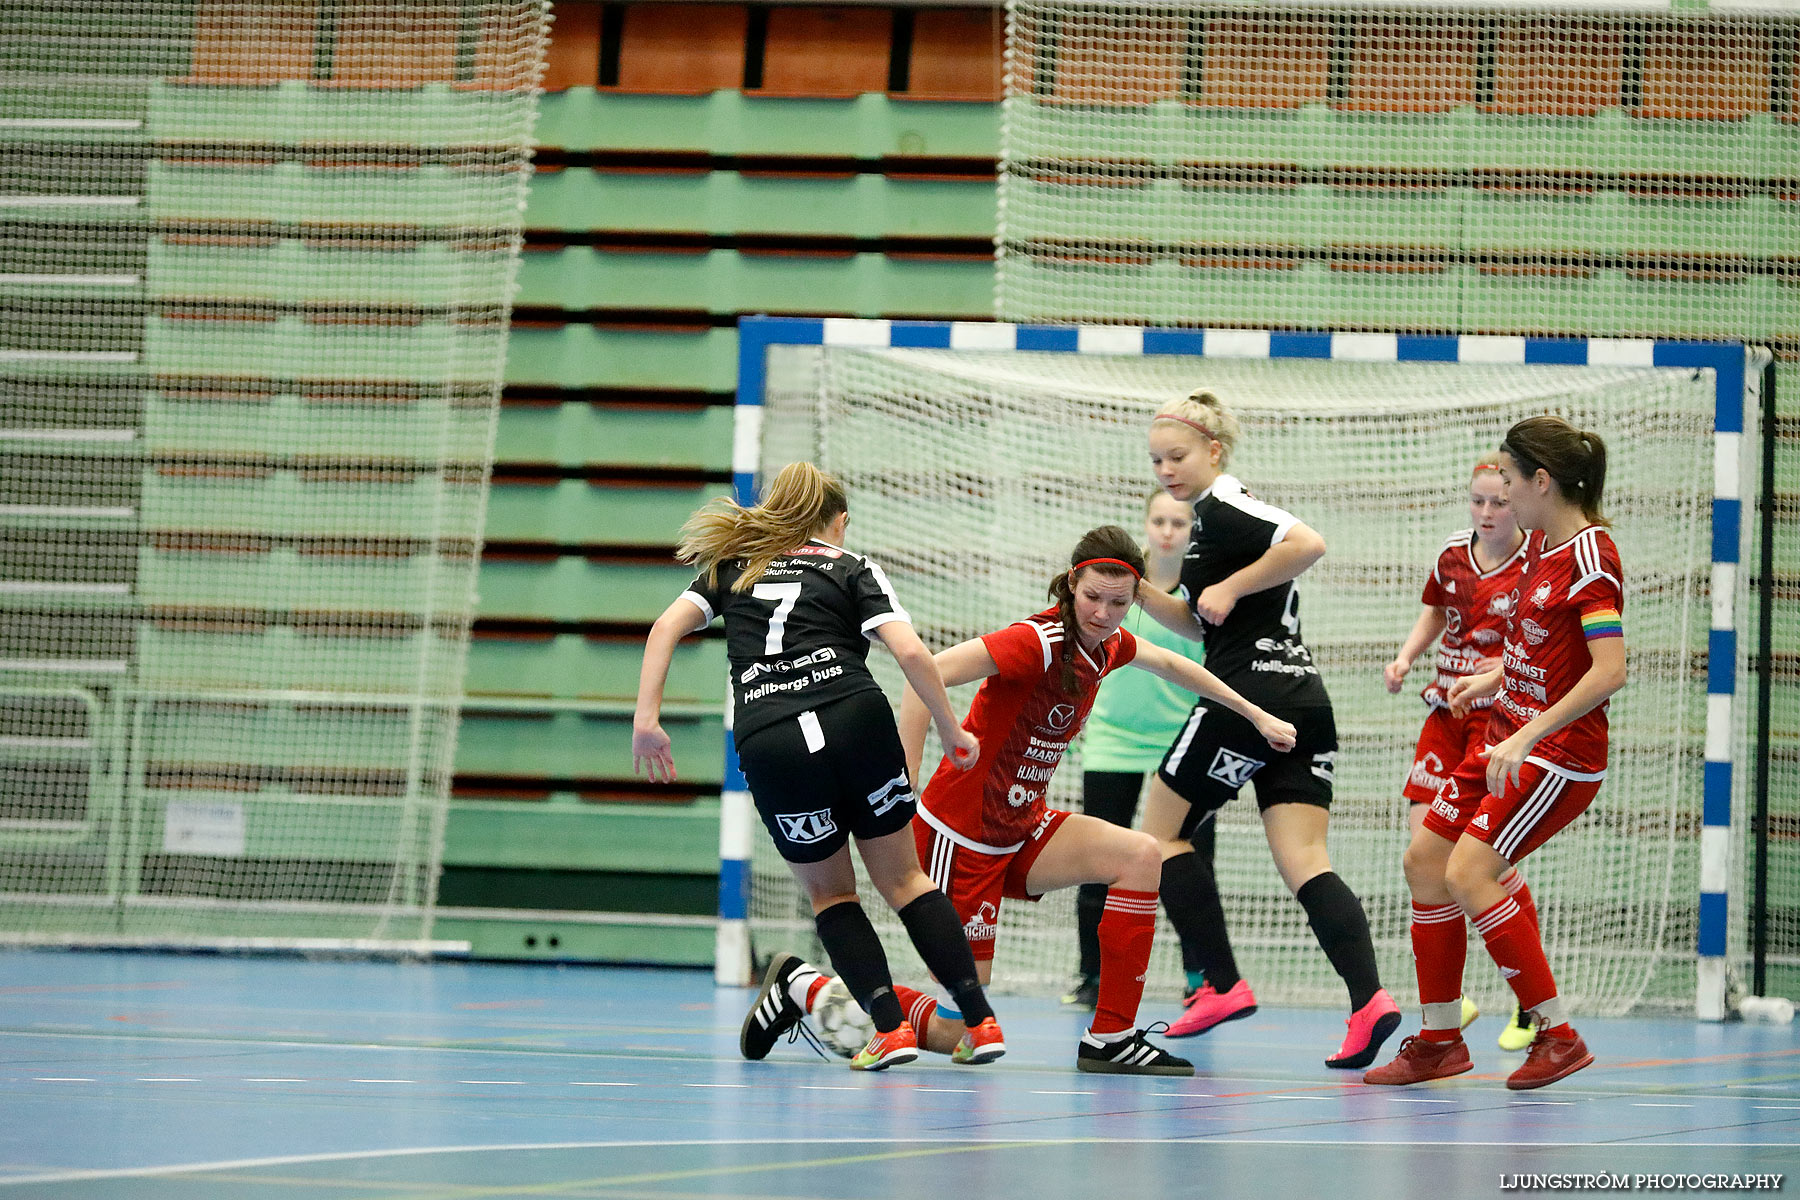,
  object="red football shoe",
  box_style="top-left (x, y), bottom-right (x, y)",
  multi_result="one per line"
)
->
top-left (1362, 1035), bottom-right (1473, 1086)
top-left (1506, 1027), bottom-right (1593, 1091)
